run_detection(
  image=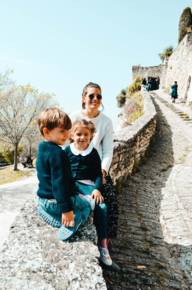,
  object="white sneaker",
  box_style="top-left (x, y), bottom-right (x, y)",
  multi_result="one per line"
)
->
top-left (99, 247), bottom-right (112, 266)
